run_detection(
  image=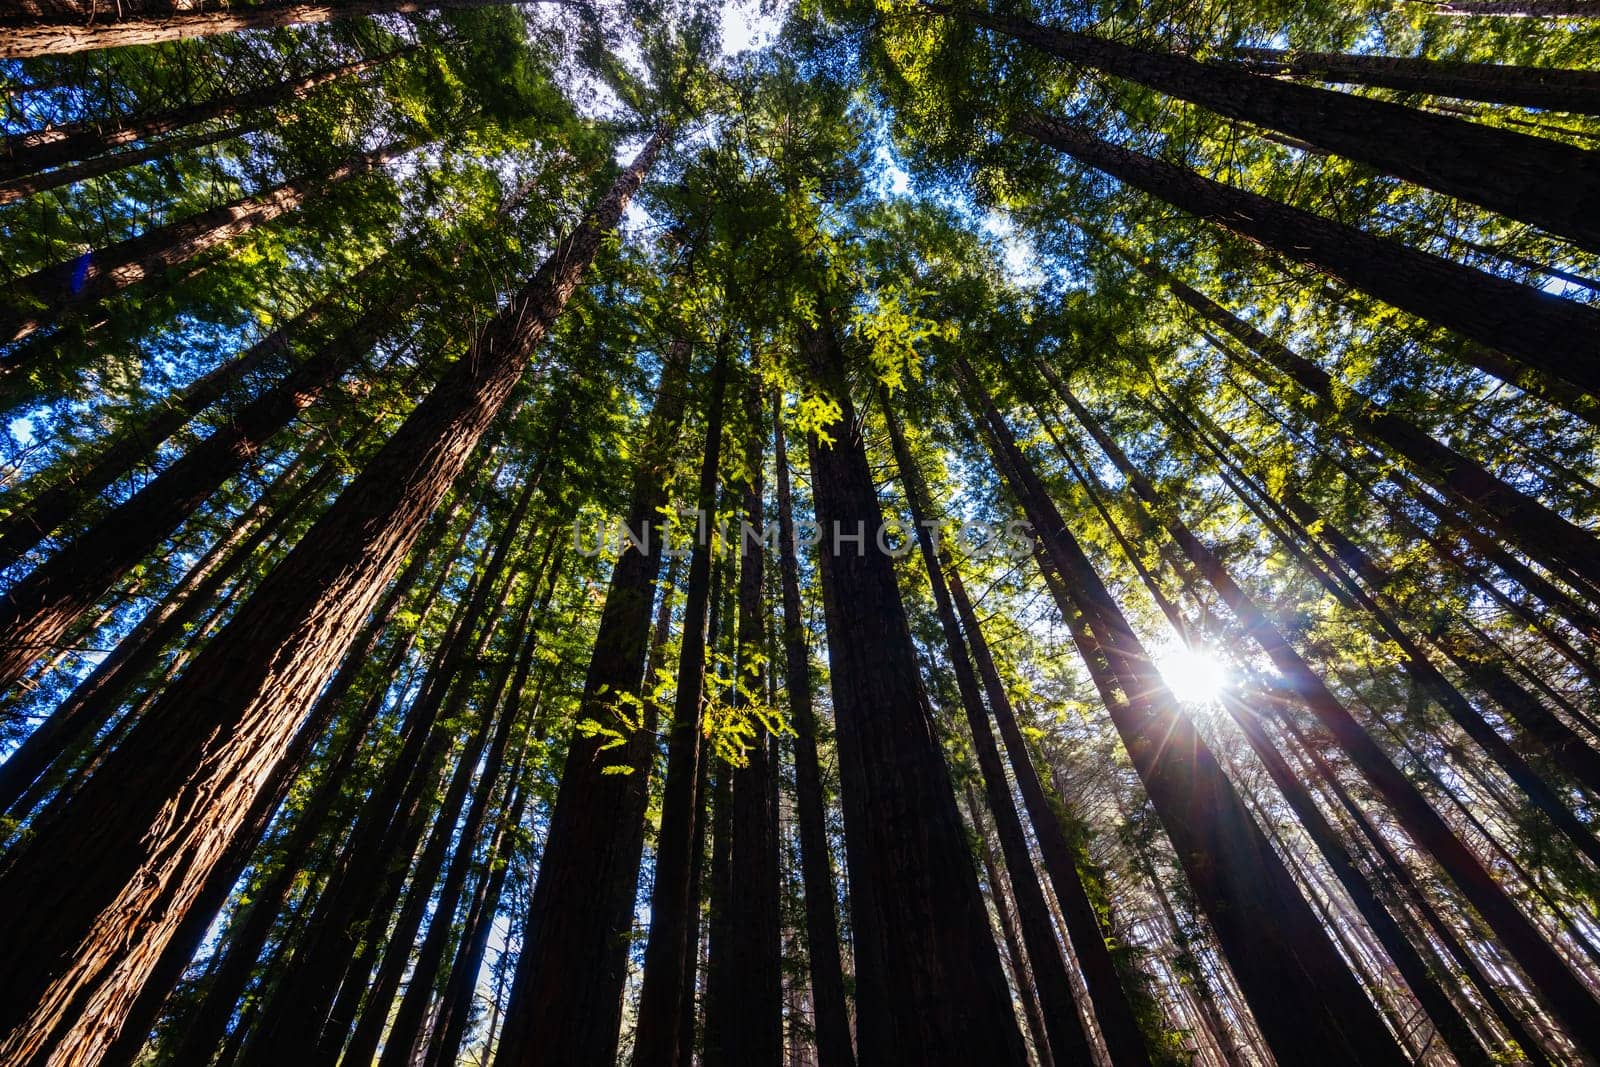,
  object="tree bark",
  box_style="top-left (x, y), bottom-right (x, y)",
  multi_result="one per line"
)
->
top-left (801, 305), bottom-right (1028, 1066)
top-left (0, 0), bottom-right (564, 58)
top-left (961, 360), bottom-right (1409, 1067)
top-left (0, 131), bottom-right (664, 1065)
top-left (0, 273), bottom-right (412, 693)
top-left (0, 139), bottom-right (409, 343)
top-left (771, 399), bottom-right (856, 1067)
top-left (1015, 113), bottom-right (1600, 399)
top-left (883, 397), bottom-right (1096, 1067)
top-left (0, 50), bottom-right (403, 181)
top-left (1430, 0), bottom-right (1600, 18)
top-left (971, 12), bottom-right (1600, 250)
top-left (493, 331), bottom-right (696, 1067)
top-left (633, 343), bottom-right (730, 1067)
top-left (0, 119), bottom-right (254, 204)
top-left (1231, 45), bottom-right (1600, 114)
